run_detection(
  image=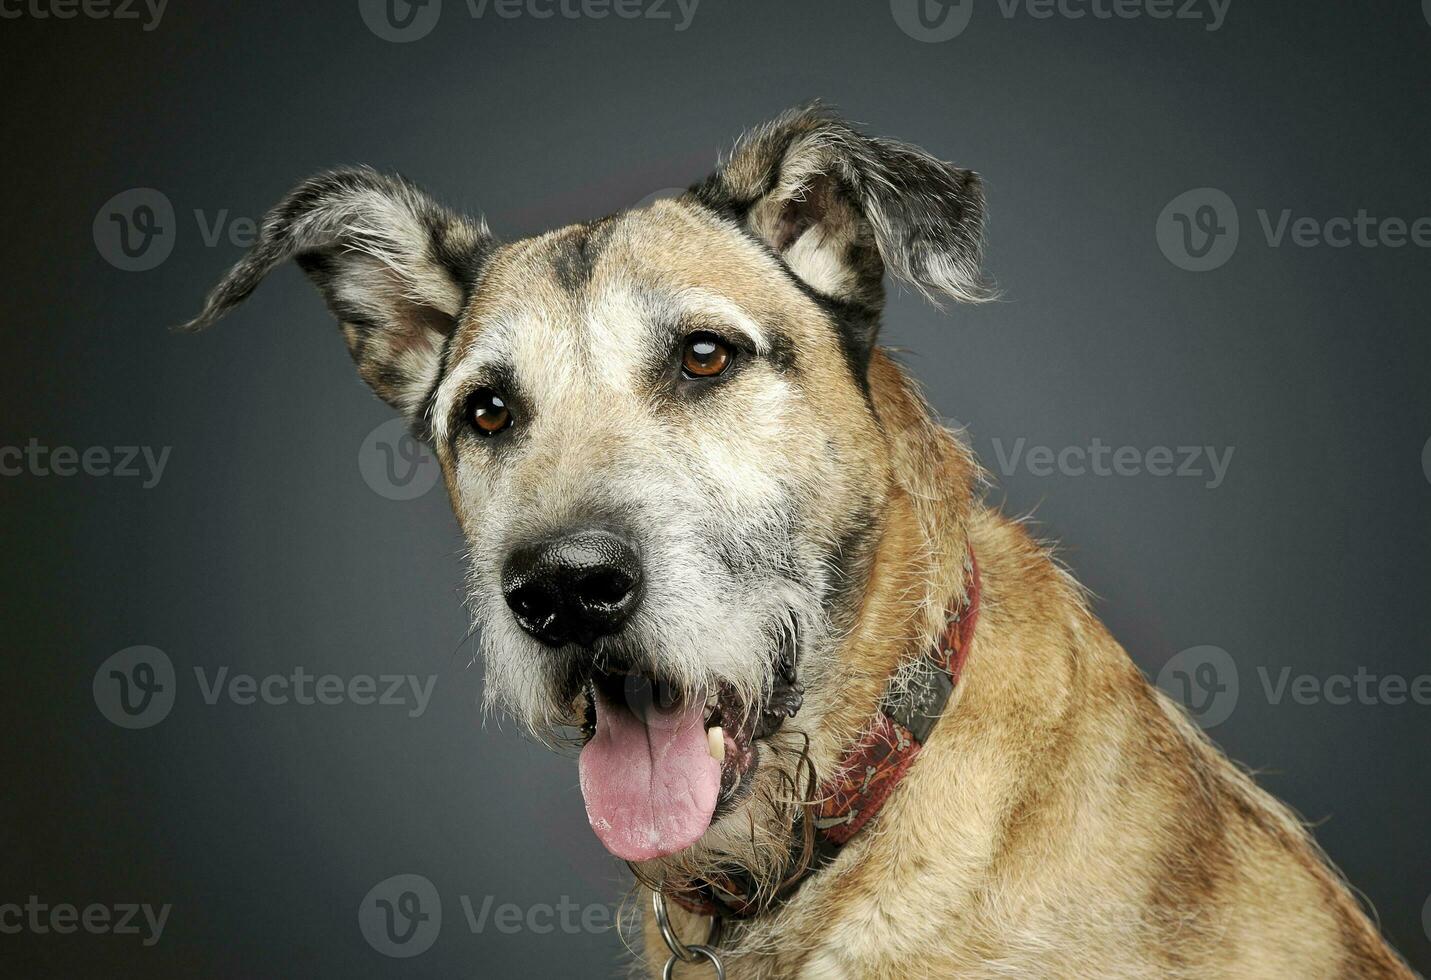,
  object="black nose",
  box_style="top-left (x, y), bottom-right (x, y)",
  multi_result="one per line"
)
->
top-left (501, 529), bottom-right (643, 647)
